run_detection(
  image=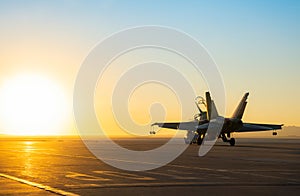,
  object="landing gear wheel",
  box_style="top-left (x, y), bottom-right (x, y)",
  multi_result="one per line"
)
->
top-left (229, 138), bottom-right (235, 146)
